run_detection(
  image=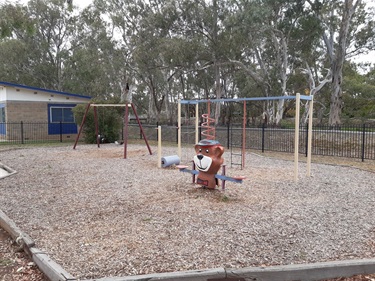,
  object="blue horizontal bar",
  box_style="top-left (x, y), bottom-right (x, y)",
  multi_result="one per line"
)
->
top-left (178, 167), bottom-right (243, 183)
top-left (180, 95), bottom-right (312, 104)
